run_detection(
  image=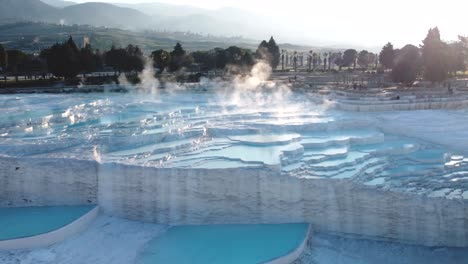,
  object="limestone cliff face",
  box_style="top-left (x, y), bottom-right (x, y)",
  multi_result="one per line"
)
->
top-left (97, 163), bottom-right (468, 247)
top-left (0, 157), bottom-right (98, 207)
top-left (2, 157), bottom-right (467, 247)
